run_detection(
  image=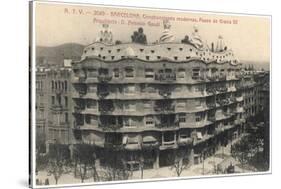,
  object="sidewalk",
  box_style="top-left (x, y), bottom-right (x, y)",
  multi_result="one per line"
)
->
top-left (37, 134), bottom-right (254, 185)
top-left (131, 134), bottom-right (253, 179)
